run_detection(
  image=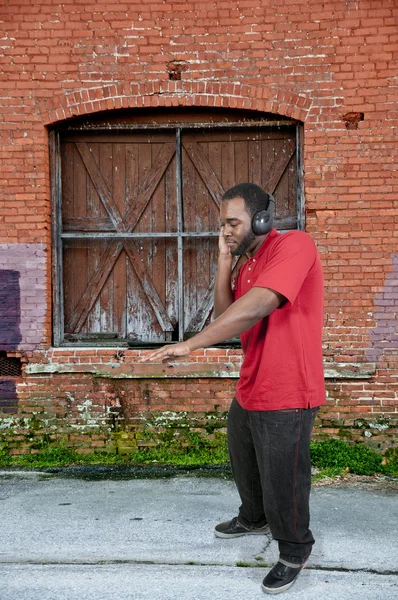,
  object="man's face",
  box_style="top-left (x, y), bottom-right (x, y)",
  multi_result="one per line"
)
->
top-left (219, 196), bottom-right (256, 256)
